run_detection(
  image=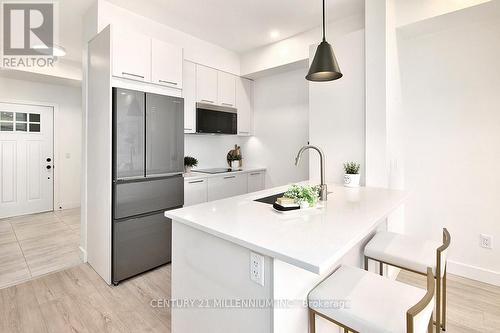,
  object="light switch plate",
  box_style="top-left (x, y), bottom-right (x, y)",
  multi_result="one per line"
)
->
top-left (250, 252), bottom-right (264, 286)
top-left (480, 234), bottom-right (492, 249)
